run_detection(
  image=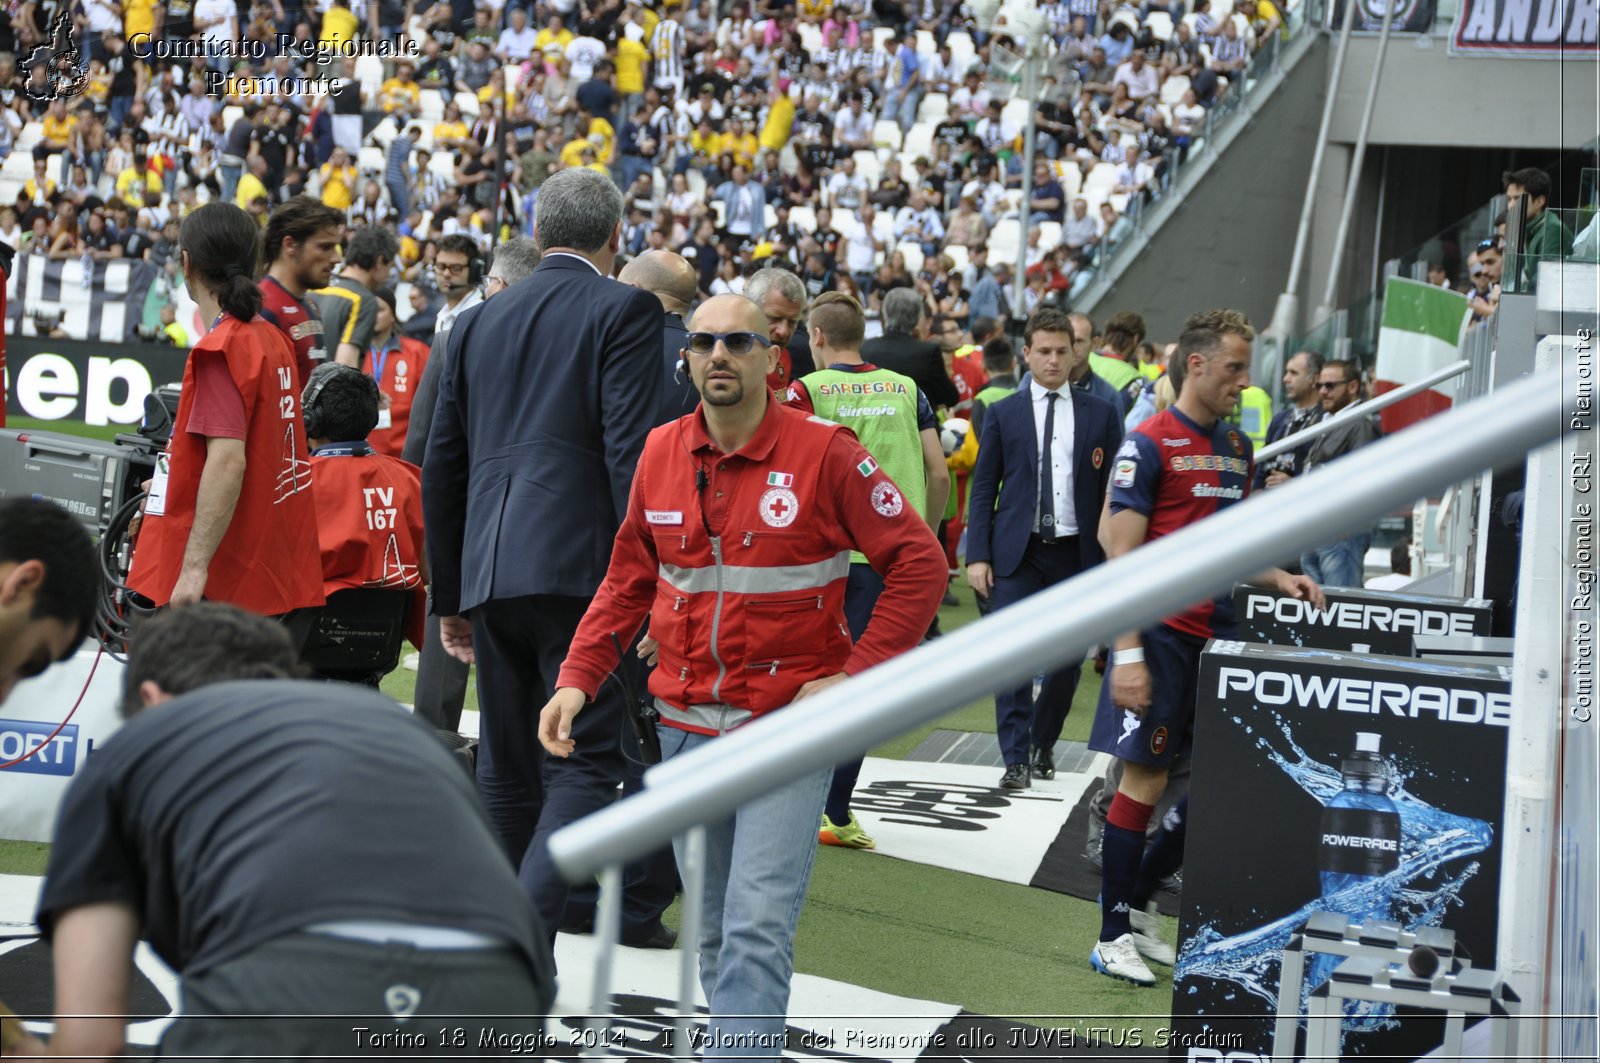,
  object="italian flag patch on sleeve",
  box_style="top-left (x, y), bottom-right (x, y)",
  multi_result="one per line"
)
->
top-left (857, 457), bottom-right (879, 477)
